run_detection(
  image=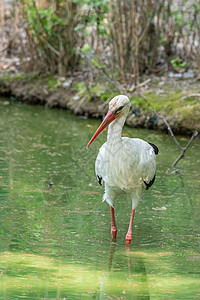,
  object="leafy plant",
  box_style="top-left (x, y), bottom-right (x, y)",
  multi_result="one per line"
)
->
top-left (21, 0), bottom-right (81, 75)
top-left (3, 0), bottom-right (200, 79)
top-left (171, 58), bottom-right (188, 69)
